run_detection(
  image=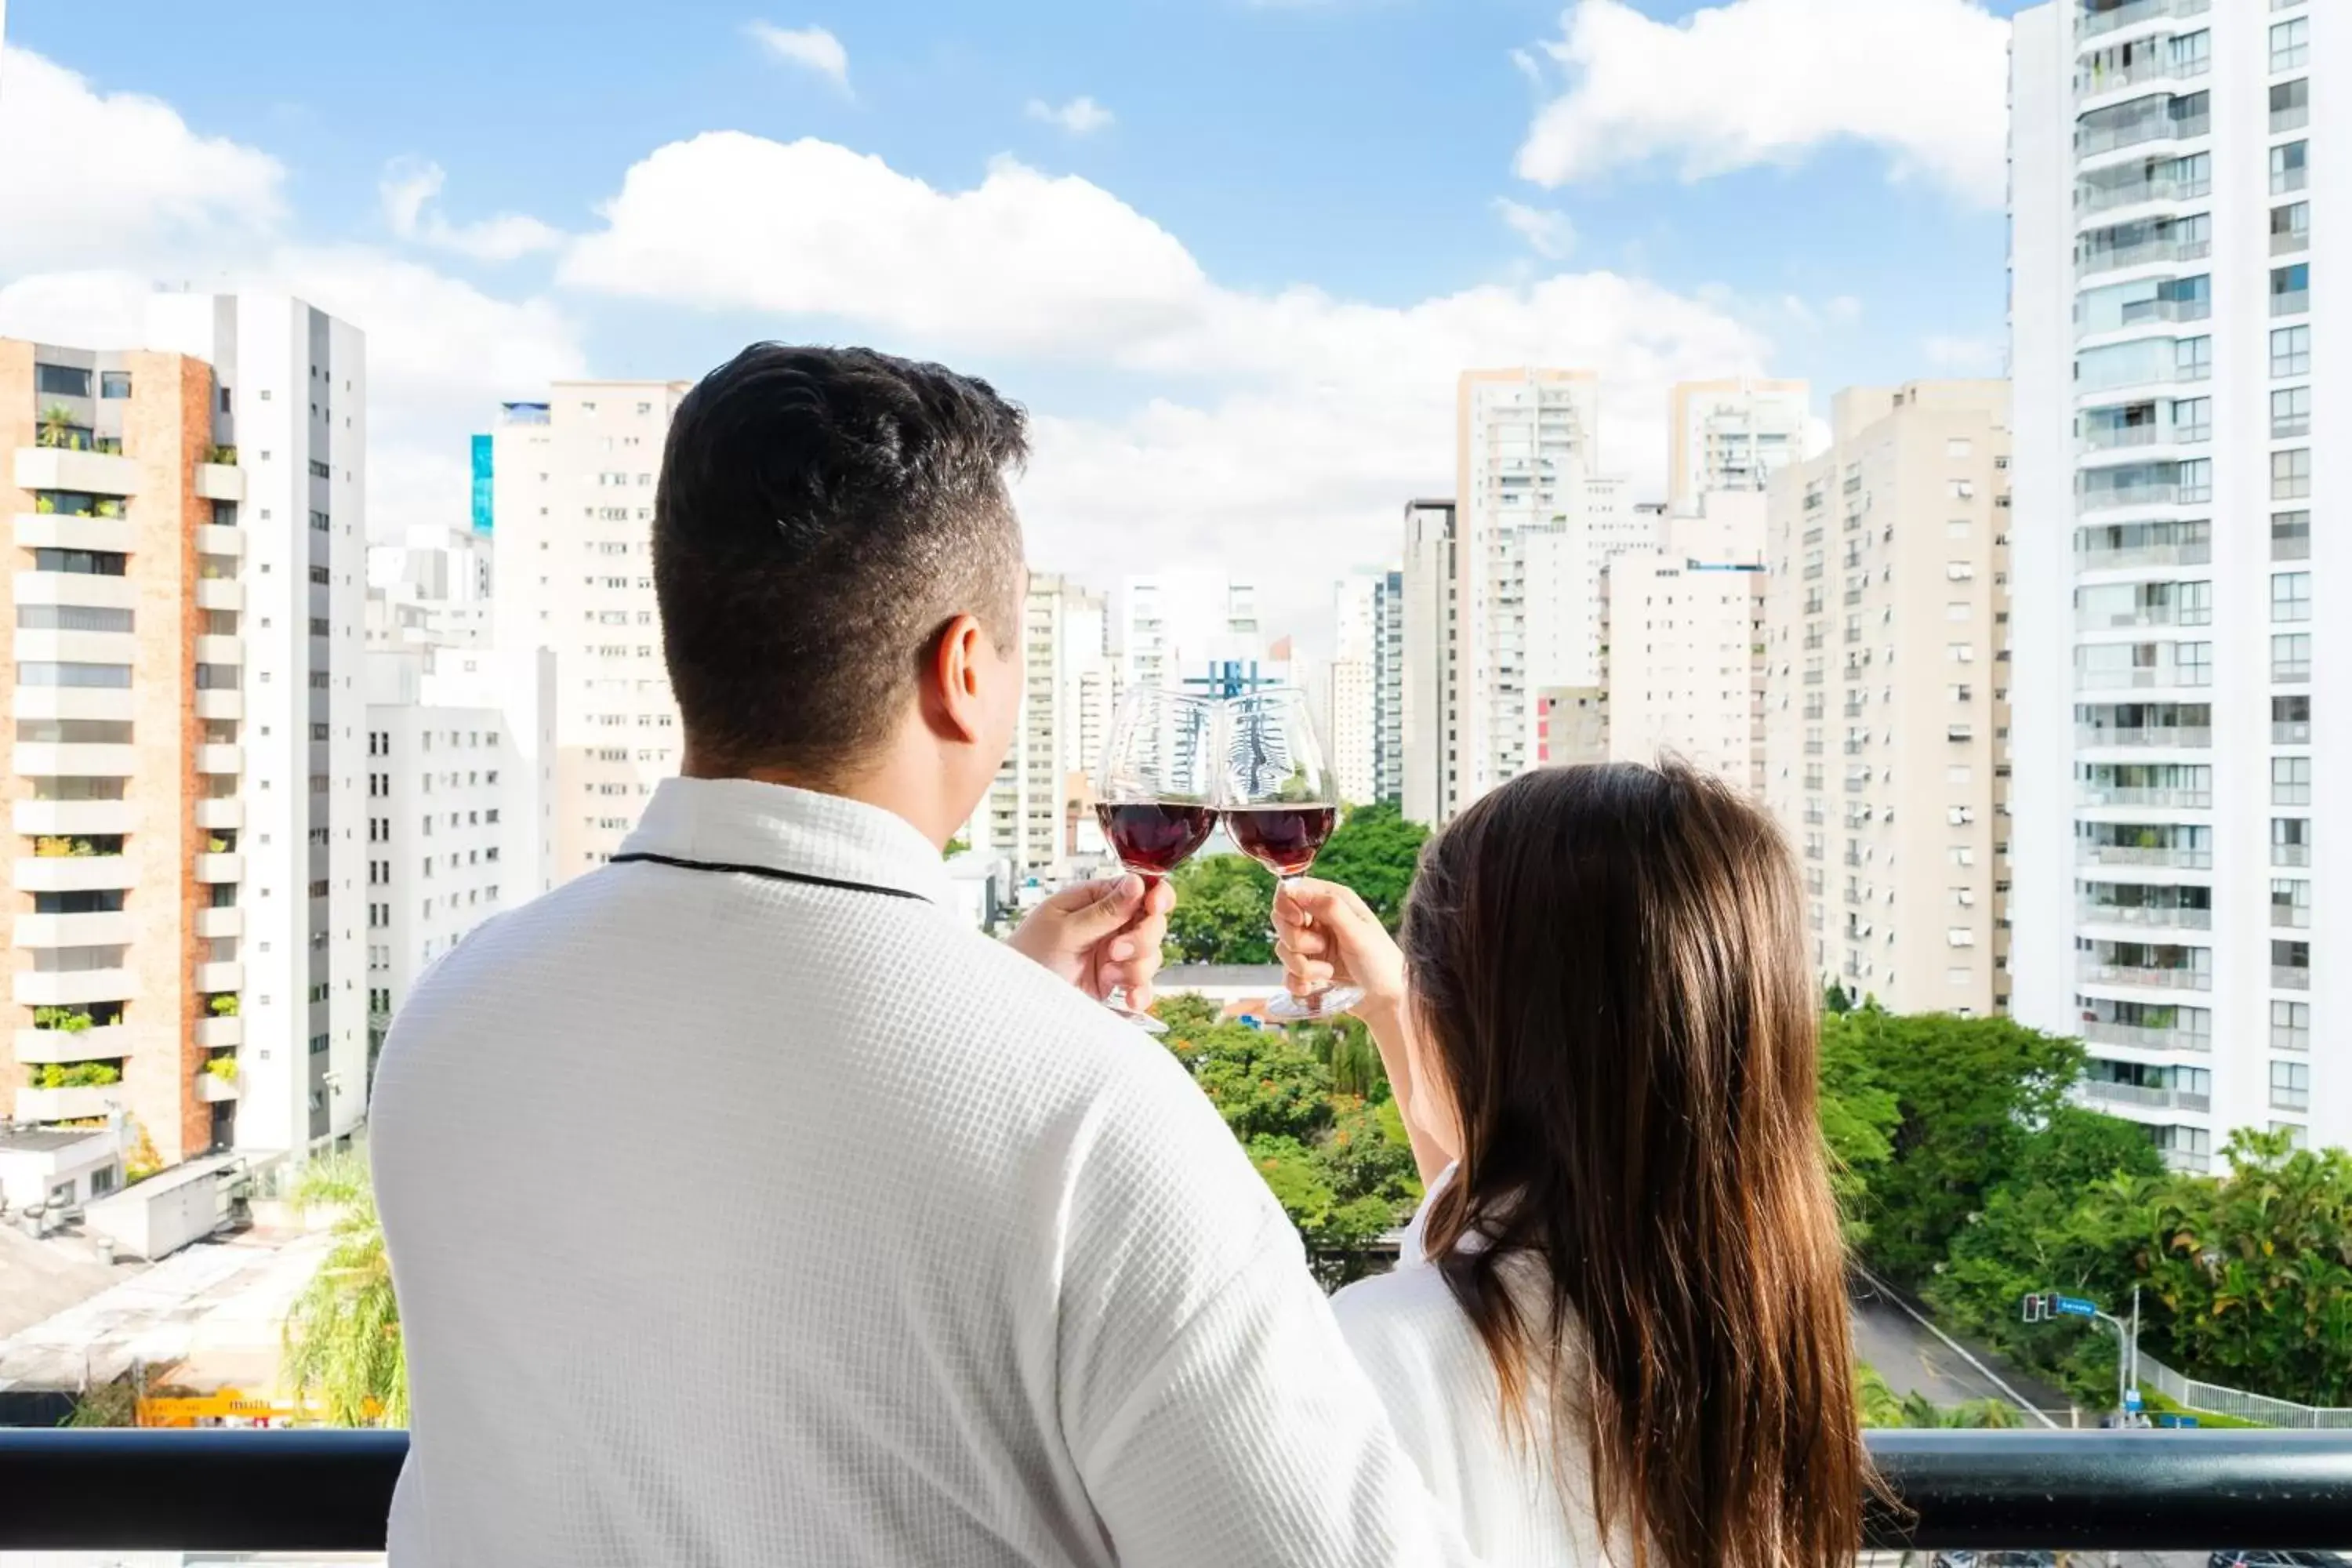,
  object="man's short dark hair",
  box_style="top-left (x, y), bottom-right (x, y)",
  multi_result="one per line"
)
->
top-left (654, 344), bottom-right (1029, 777)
